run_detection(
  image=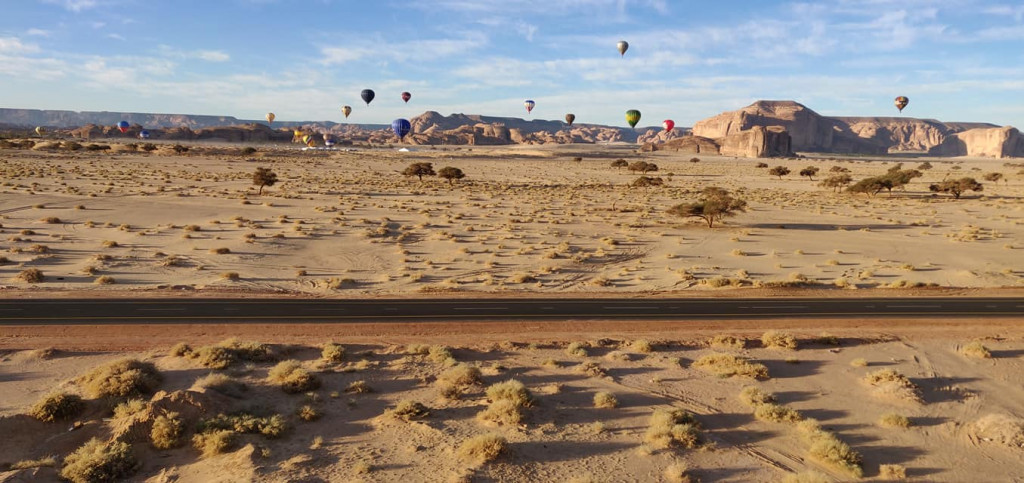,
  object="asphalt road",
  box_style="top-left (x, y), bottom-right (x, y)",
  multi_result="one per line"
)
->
top-left (0, 297), bottom-right (1021, 325)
